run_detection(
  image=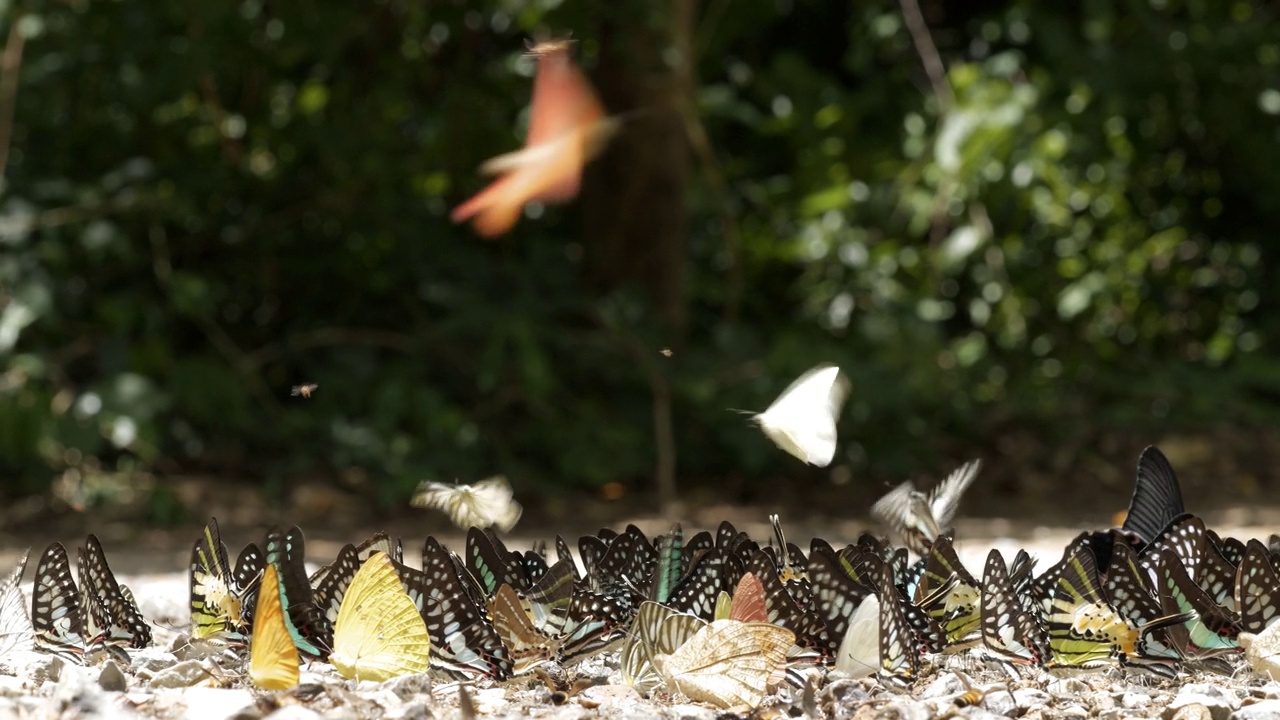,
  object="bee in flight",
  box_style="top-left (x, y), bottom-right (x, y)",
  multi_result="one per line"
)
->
top-left (290, 384), bottom-right (319, 399)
